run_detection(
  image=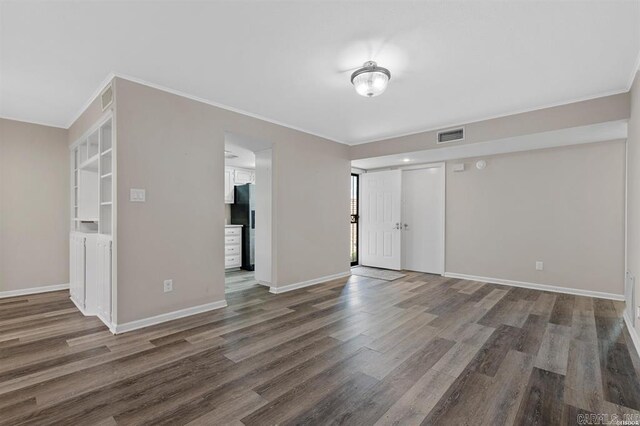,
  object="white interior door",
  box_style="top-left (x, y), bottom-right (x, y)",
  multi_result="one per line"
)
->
top-left (360, 170), bottom-right (402, 270)
top-left (402, 165), bottom-right (445, 274)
